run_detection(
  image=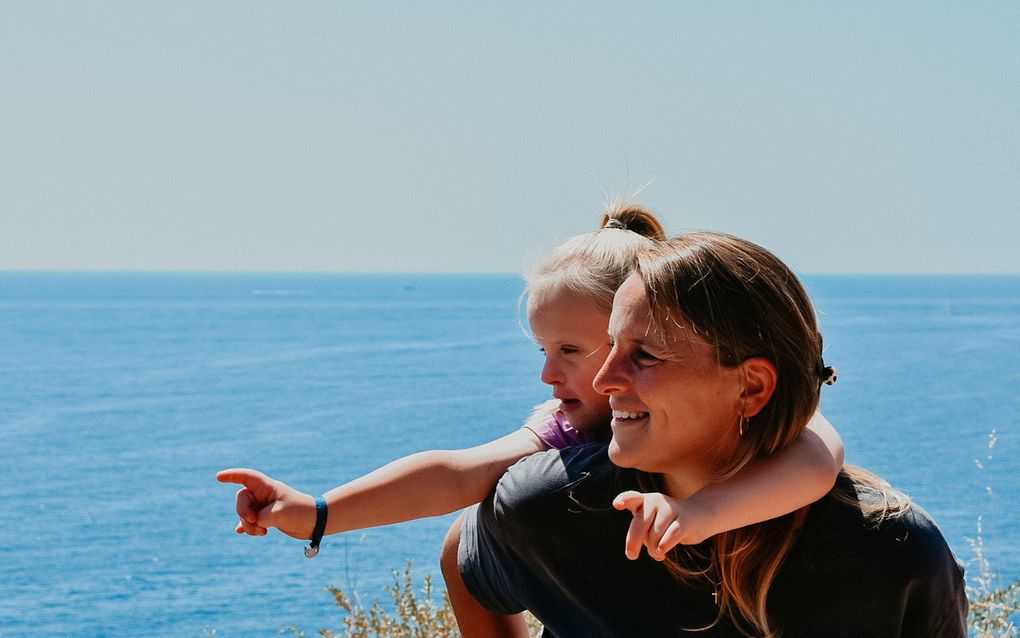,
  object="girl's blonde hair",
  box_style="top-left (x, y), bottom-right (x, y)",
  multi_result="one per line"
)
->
top-left (526, 204), bottom-right (666, 314)
top-left (635, 232), bottom-right (909, 636)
